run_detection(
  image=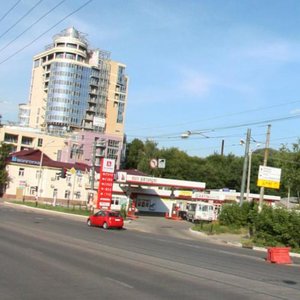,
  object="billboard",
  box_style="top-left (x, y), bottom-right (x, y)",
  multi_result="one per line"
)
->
top-left (257, 166), bottom-right (281, 189)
